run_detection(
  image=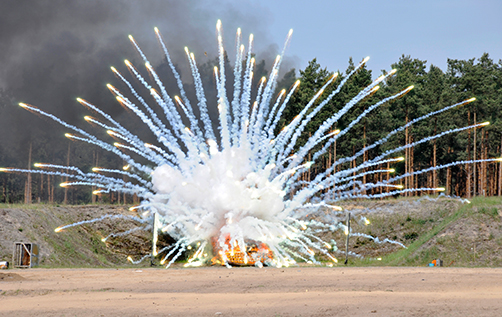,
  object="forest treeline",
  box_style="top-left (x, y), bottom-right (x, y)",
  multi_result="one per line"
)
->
top-left (279, 53), bottom-right (502, 200)
top-left (1, 53), bottom-right (501, 204)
